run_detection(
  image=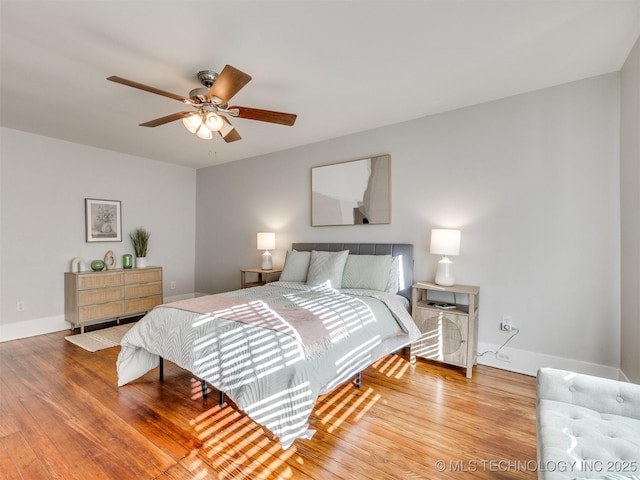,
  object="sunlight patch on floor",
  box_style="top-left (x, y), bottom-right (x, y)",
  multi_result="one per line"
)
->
top-left (372, 353), bottom-right (410, 379)
top-left (315, 382), bottom-right (380, 432)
